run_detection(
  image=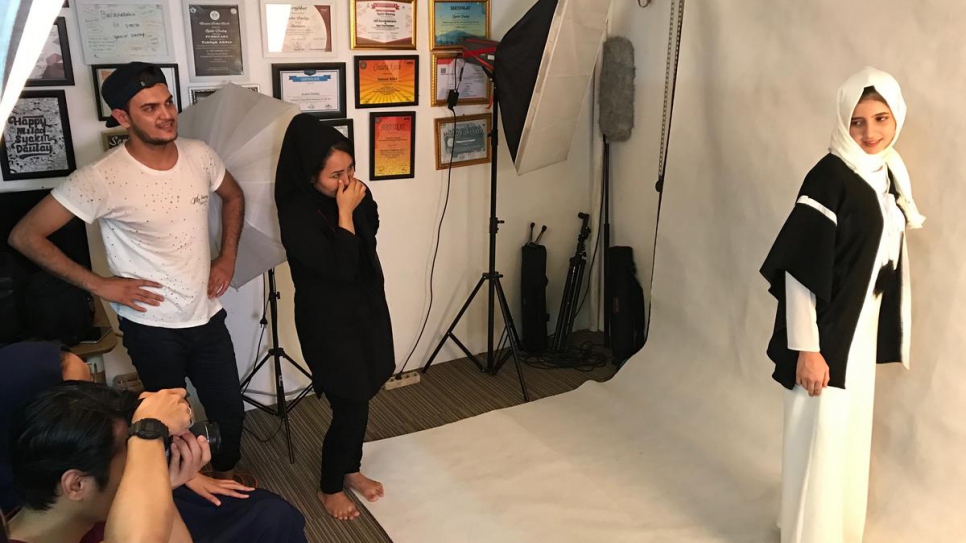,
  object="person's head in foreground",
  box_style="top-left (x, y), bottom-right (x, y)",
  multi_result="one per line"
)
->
top-left (102, 62), bottom-right (178, 146)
